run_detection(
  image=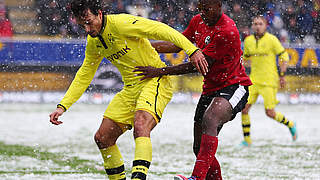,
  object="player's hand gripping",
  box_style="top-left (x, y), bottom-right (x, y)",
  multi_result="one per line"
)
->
top-left (189, 50), bottom-right (208, 75)
top-left (133, 66), bottom-right (162, 80)
top-left (49, 107), bottom-right (65, 125)
top-left (280, 76), bottom-right (286, 89)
